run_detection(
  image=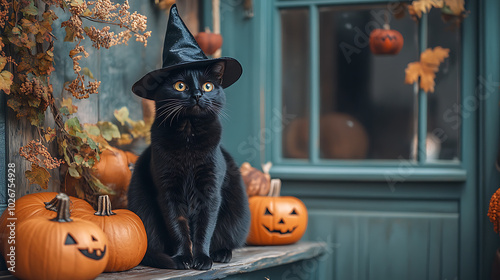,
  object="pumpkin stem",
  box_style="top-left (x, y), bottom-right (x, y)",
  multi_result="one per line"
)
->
top-left (94, 195), bottom-right (116, 216)
top-left (262, 162), bottom-right (272, 175)
top-left (269, 179), bottom-right (282, 197)
top-left (51, 193), bottom-right (73, 222)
